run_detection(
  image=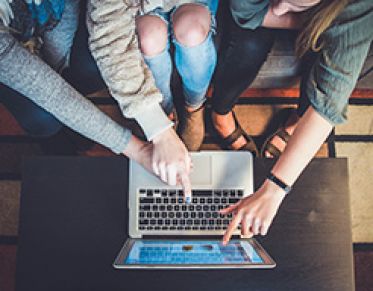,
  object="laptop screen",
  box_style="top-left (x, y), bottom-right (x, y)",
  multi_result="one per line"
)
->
top-left (124, 240), bottom-right (263, 265)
